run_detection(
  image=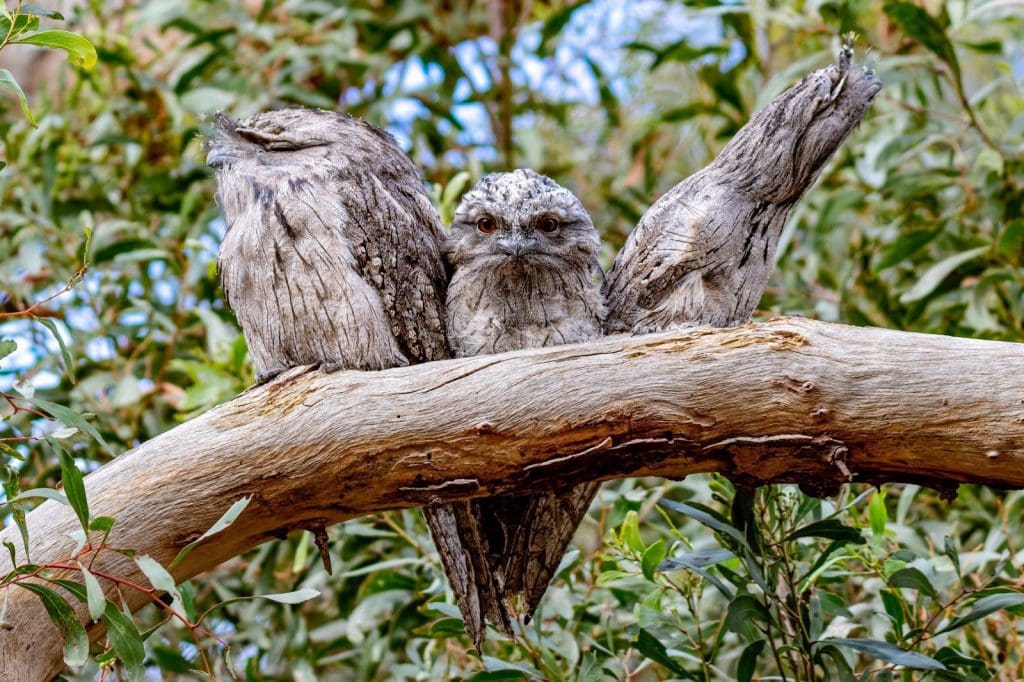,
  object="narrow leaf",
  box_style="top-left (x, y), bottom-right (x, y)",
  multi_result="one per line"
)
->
top-left (169, 496), bottom-right (249, 569)
top-left (657, 547), bottom-right (735, 571)
top-left (899, 247), bottom-right (987, 303)
top-left (78, 563), bottom-right (106, 622)
top-left (49, 578), bottom-right (144, 680)
top-left (640, 539), bottom-right (666, 581)
top-left (868, 489), bottom-right (887, 538)
top-left (16, 583), bottom-right (88, 666)
top-left (35, 318), bottom-right (75, 382)
top-left (24, 396), bottom-right (112, 454)
top-left (0, 68), bottom-right (36, 125)
top-left (52, 438), bottom-right (89, 534)
top-left (659, 499), bottom-right (748, 547)
top-left (727, 594), bottom-right (769, 633)
top-left (135, 556), bottom-right (182, 608)
top-left (13, 30), bottom-right (98, 69)
top-left (936, 592), bottom-right (1024, 635)
top-left (786, 518), bottom-right (866, 544)
top-left (634, 628), bottom-right (689, 676)
top-left (822, 638), bottom-right (945, 670)
top-left (888, 567), bottom-right (937, 599)
top-left (10, 487), bottom-right (69, 505)
top-left (738, 640), bottom-right (766, 682)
